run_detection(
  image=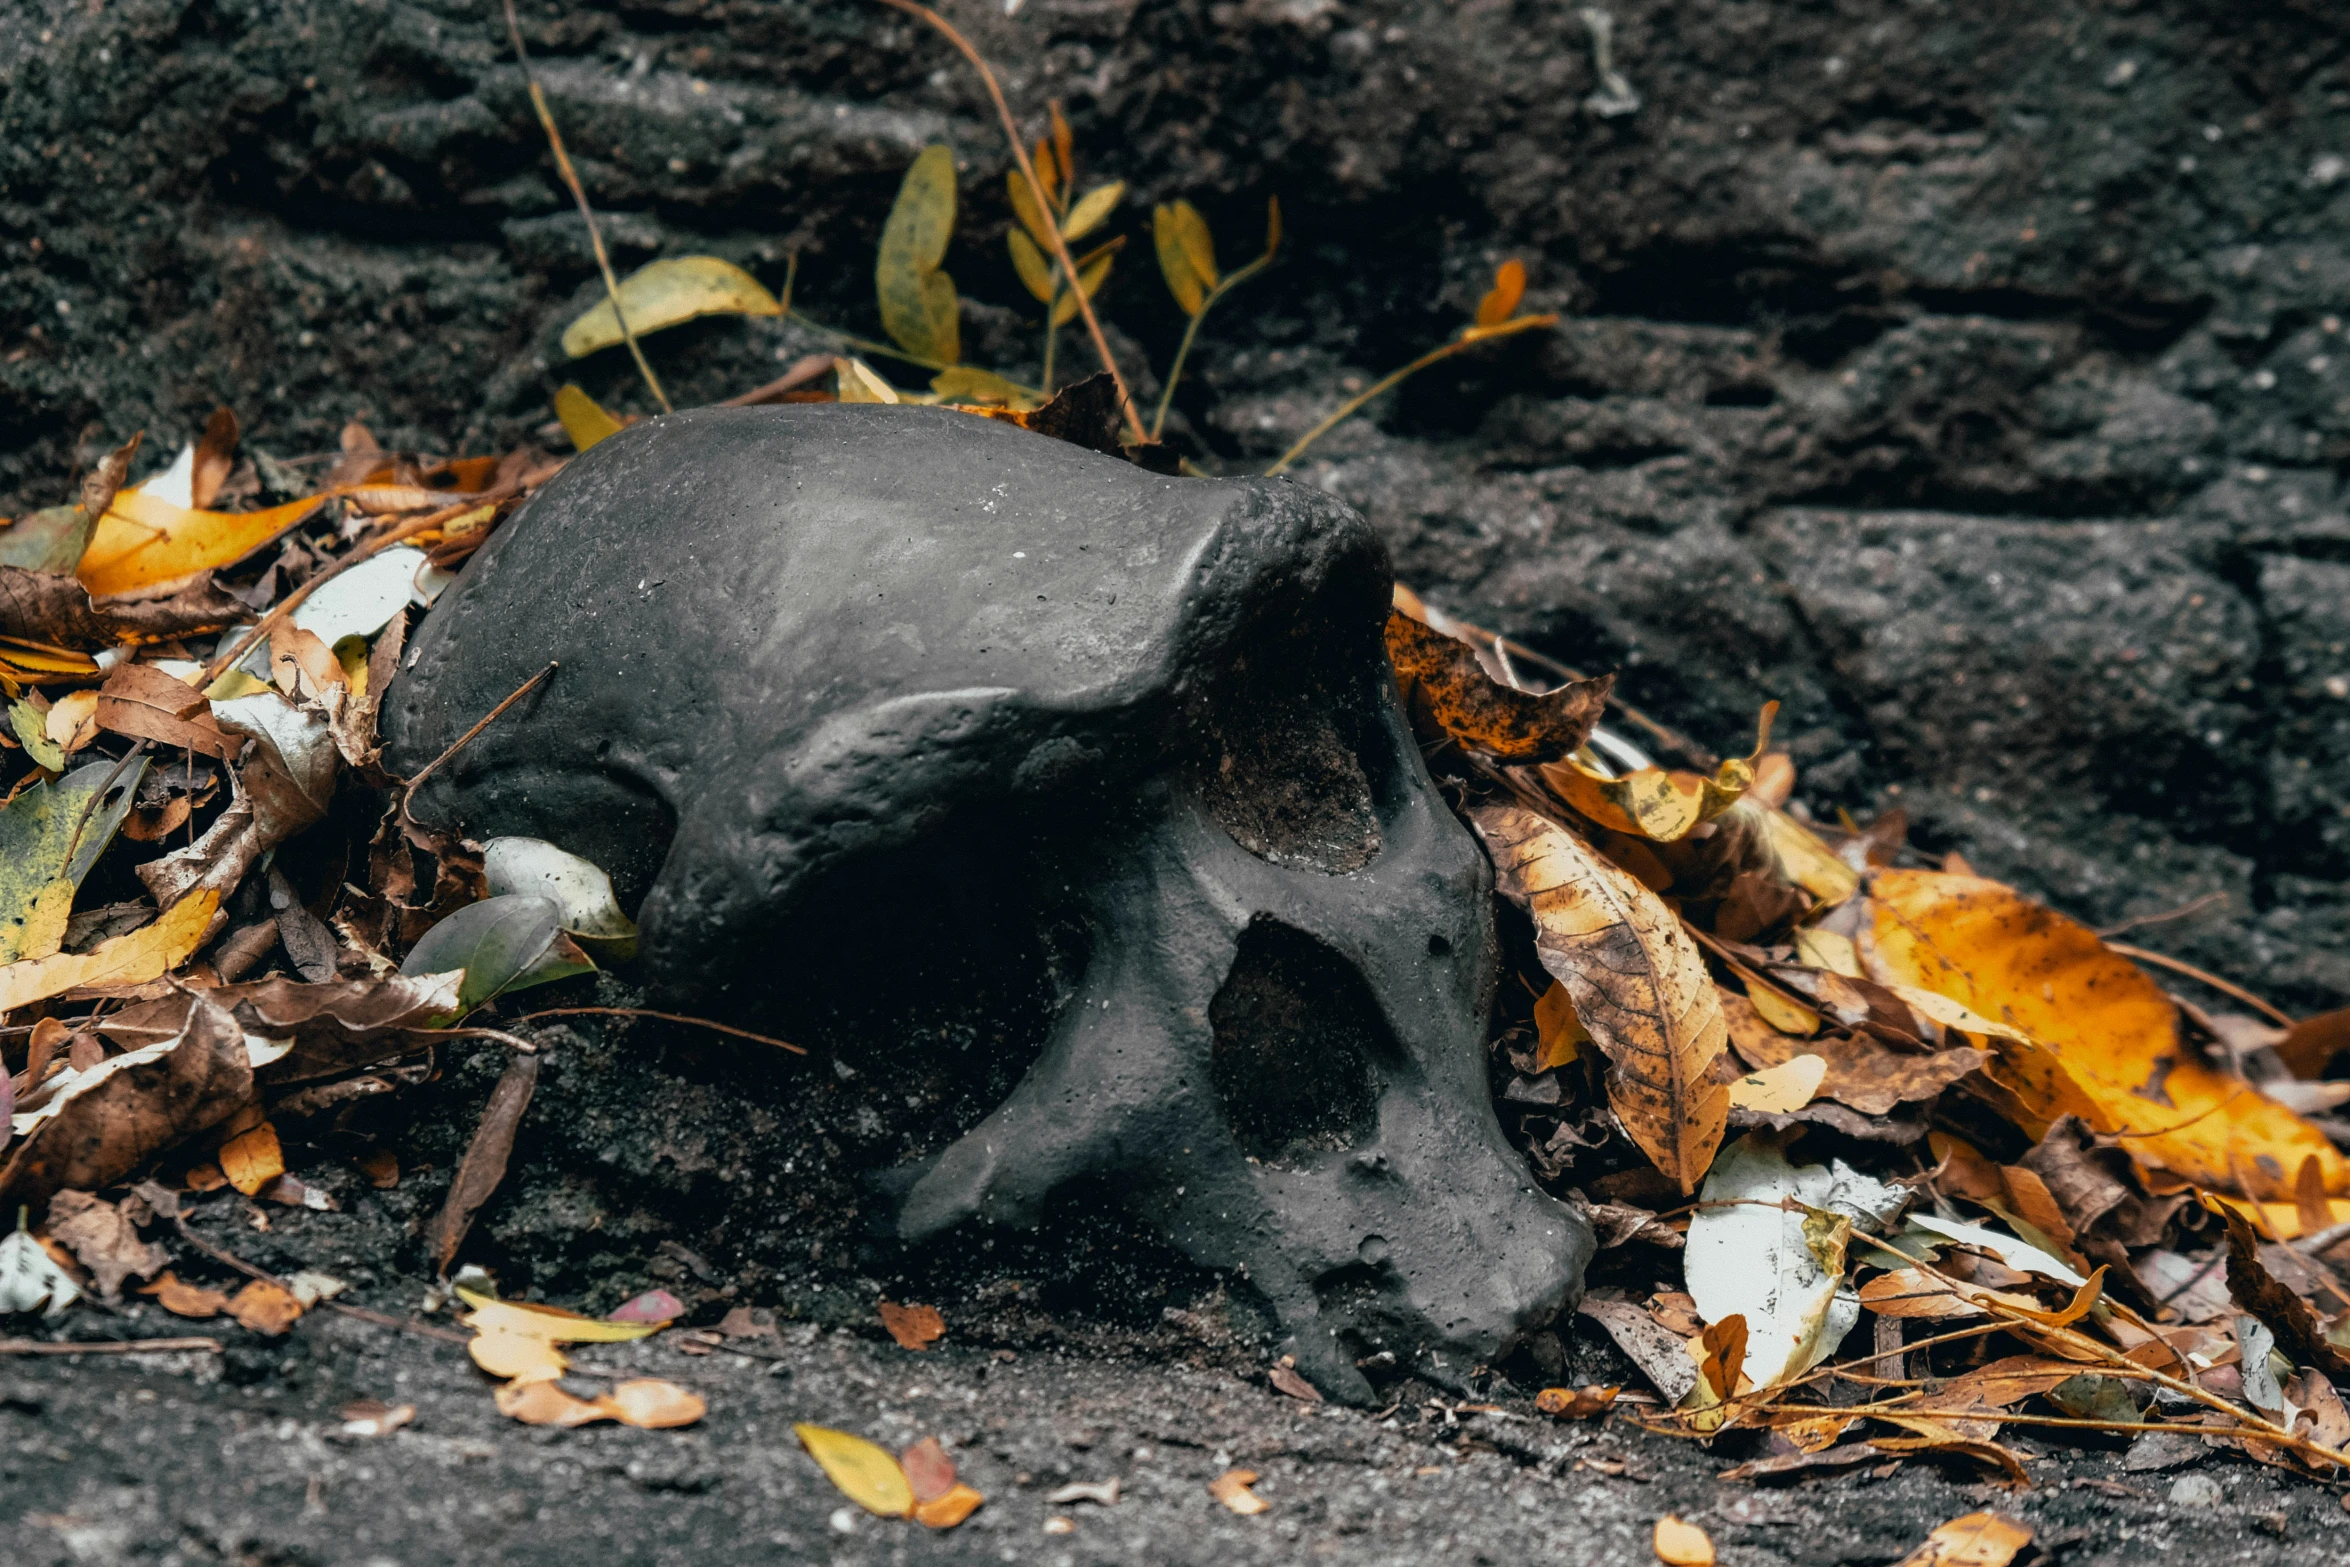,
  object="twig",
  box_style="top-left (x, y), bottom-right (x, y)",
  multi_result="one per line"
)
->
top-left (874, 0), bottom-right (1145, 445)
top-left (1266, 316), bottom-right (1552, 476)
top-left (719, 353), bottom-right (837, 408)
top-left (2098, 891), bottom-right (2228, 939)
top-left (502, 0), bottom-right (669, 412)
top-left (0, 1336), bottom-right (222, 1356)
top-left (2104, 941), bottom-right (2295, 1027)
top-left (399, 662), bottom-right (557, 801)
top-left (175, 1211), bottom-right (470, 1344)
top-left (509, 1005), bottom-right (807, 1055)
